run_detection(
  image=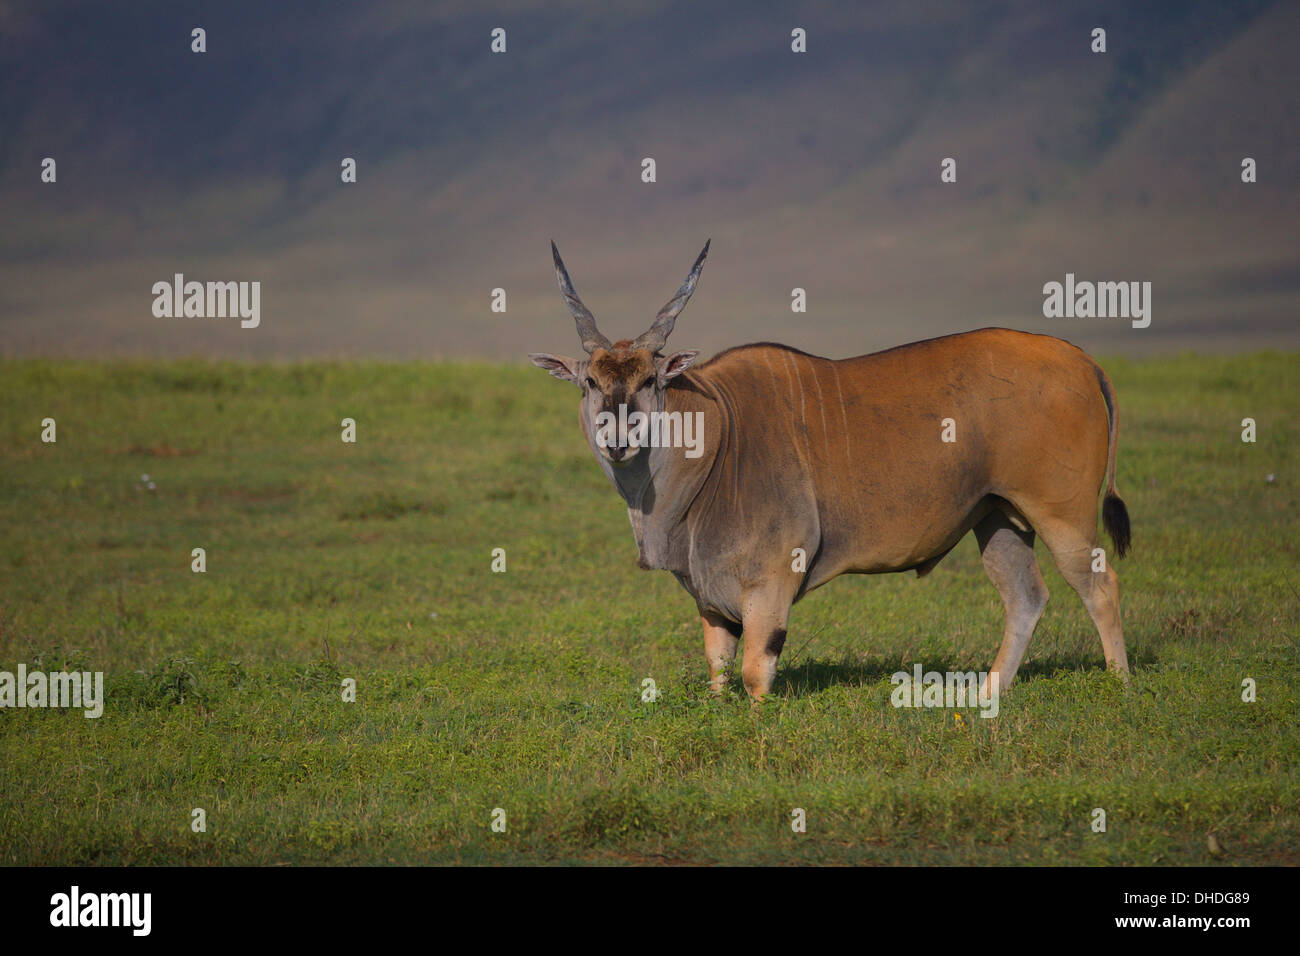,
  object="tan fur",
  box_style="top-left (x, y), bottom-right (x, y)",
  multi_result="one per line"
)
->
top-left (645, 329), bottom-right (1131, 699)
top-left (533, 248), bottom-right (1133, 702)
top-left (536, 312), bottom-right (1131, 701)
